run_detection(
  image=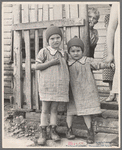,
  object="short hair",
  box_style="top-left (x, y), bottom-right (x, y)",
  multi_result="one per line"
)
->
top-left (88, 7), bottom-right (100, 21)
